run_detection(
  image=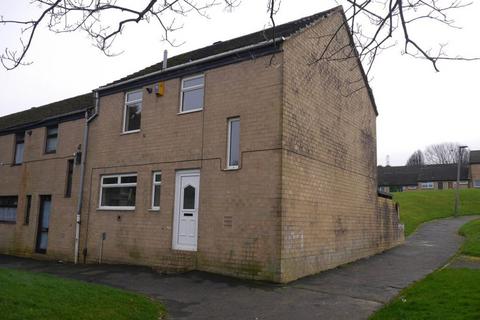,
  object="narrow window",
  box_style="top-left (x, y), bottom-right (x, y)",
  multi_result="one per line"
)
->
top-left (0, 196), bottom-right (18, 223)
top-left (65, 159), bottom-right (74, 198)
top-left (151, 172), bottom-right (161, 210)
top-left (180, 74), bottom-right (204, 113)
top-left (45, 125), bottom-right (58, 153)
top-left (99, 174), bottom-right (137, 210)
top-left (124, 91), bottom-right (142, 133)
top-left (24, 195), bottom-right (32, 225)
top-left (14, 132), bottom-right (25, 165)
top-left (227, 117), bottom-right (240, 169)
